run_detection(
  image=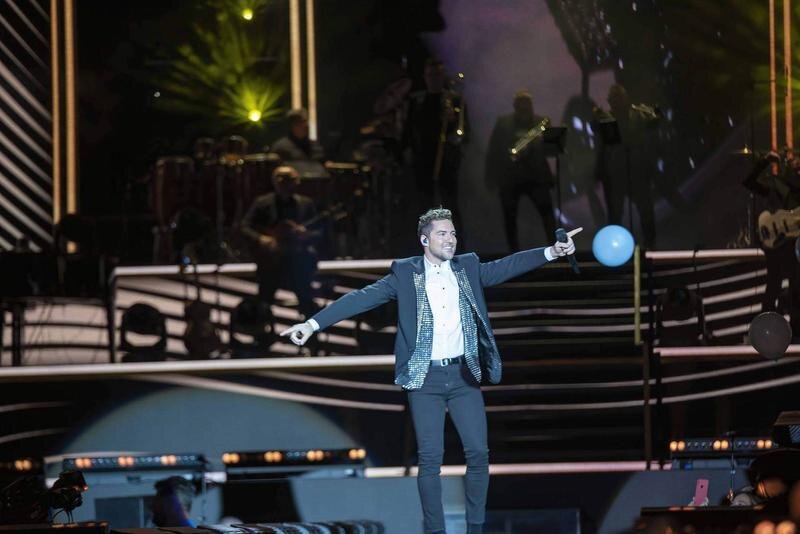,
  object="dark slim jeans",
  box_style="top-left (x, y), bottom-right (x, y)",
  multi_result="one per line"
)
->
top-left (407, 362), bottom-right (489, 534)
